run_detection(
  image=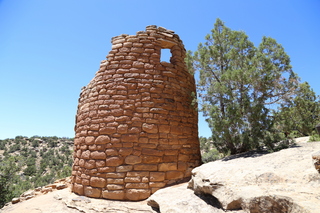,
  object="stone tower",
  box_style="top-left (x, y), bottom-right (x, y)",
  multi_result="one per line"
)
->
top-left (71, 26), bottom-right (201, 201)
